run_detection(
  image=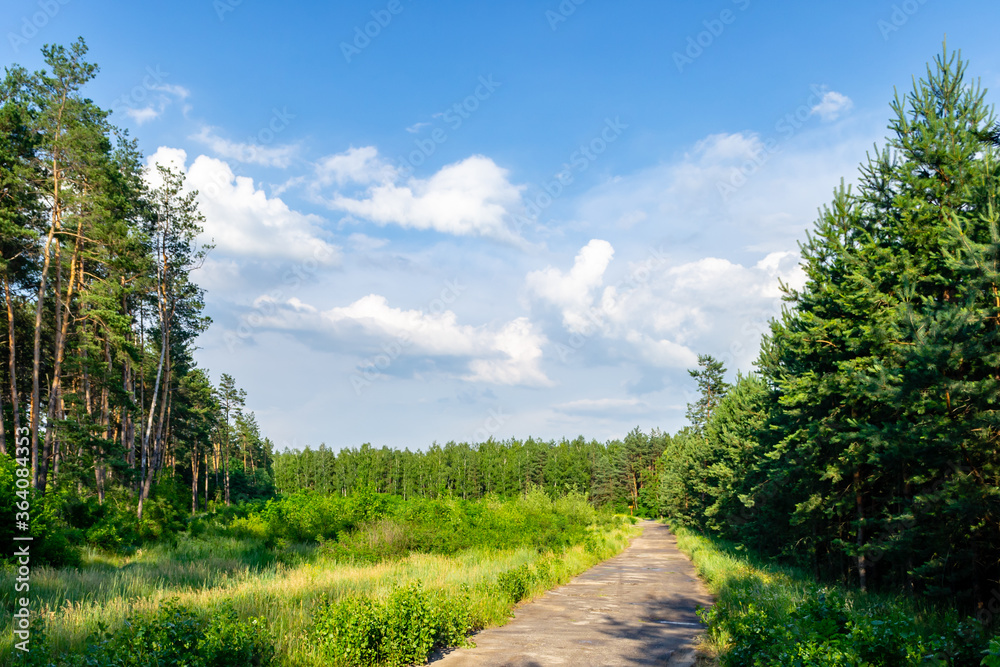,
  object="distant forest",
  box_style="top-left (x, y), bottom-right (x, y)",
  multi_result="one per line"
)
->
top-left (272, 432), bottom-right (666, 512)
